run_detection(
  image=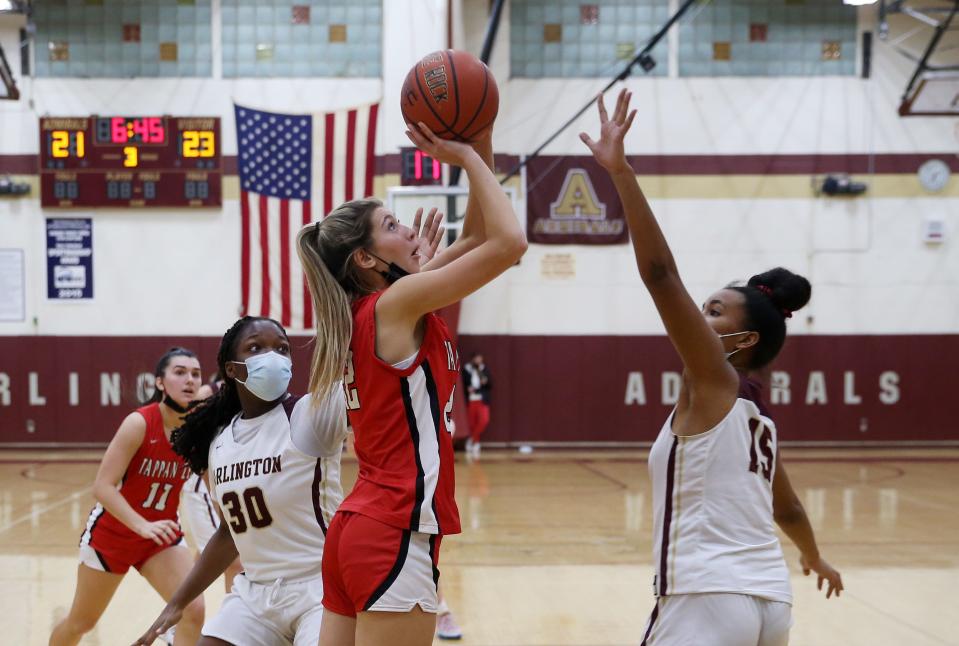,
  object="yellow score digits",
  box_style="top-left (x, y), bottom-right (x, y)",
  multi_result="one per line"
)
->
top-left (123, 146), bottom-right (138, 168)
top-left (182, 130), bottom-right (215, 158)
top-left (51, 130), bottom-right (85, 158)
